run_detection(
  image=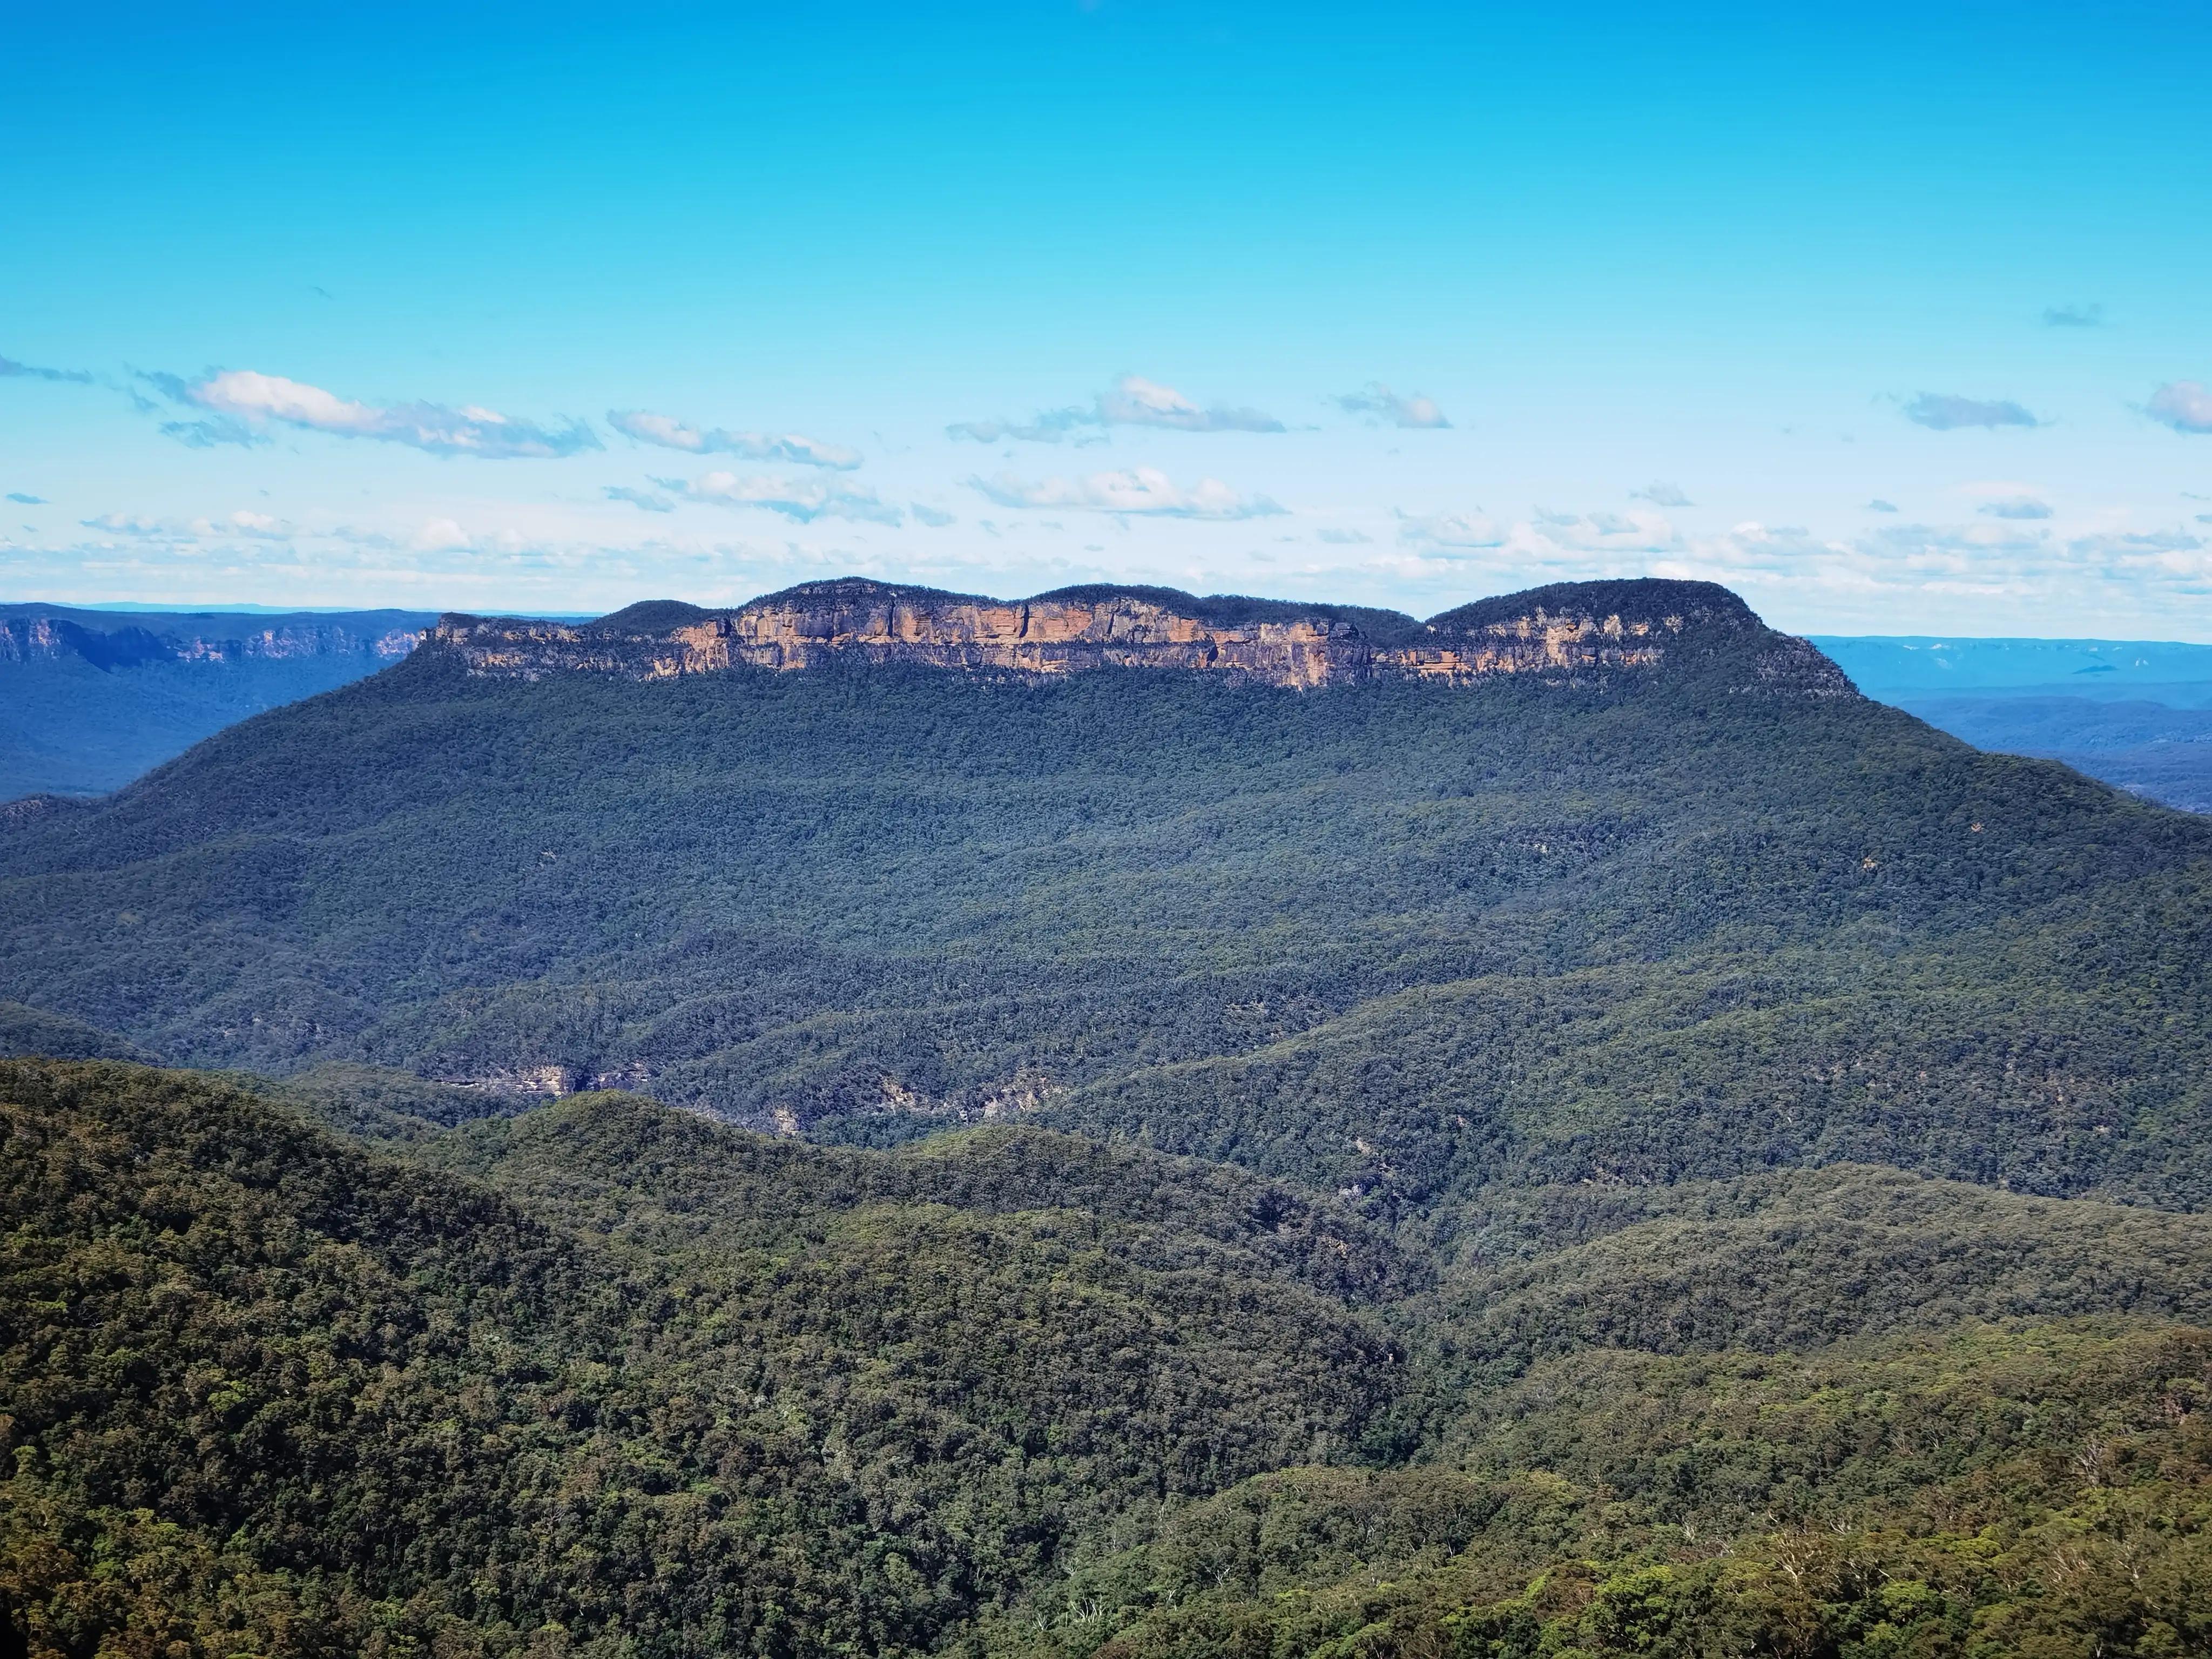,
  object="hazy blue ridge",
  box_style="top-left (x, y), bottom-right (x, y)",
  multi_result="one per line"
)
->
top-left (1815, 636), bottom-right (2212, 812)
